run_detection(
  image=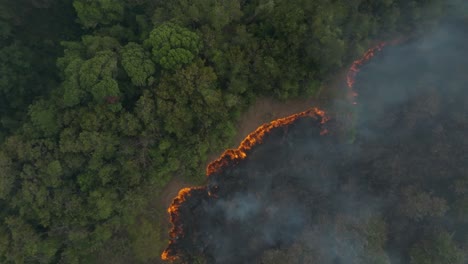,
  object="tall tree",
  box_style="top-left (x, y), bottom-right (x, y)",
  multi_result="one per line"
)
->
top-left (146, 22), bottom-right (202, 70)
